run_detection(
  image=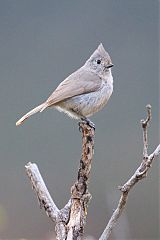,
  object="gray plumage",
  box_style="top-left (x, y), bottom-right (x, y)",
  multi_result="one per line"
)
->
top-left (16, 43), bottom-right (114, 126)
